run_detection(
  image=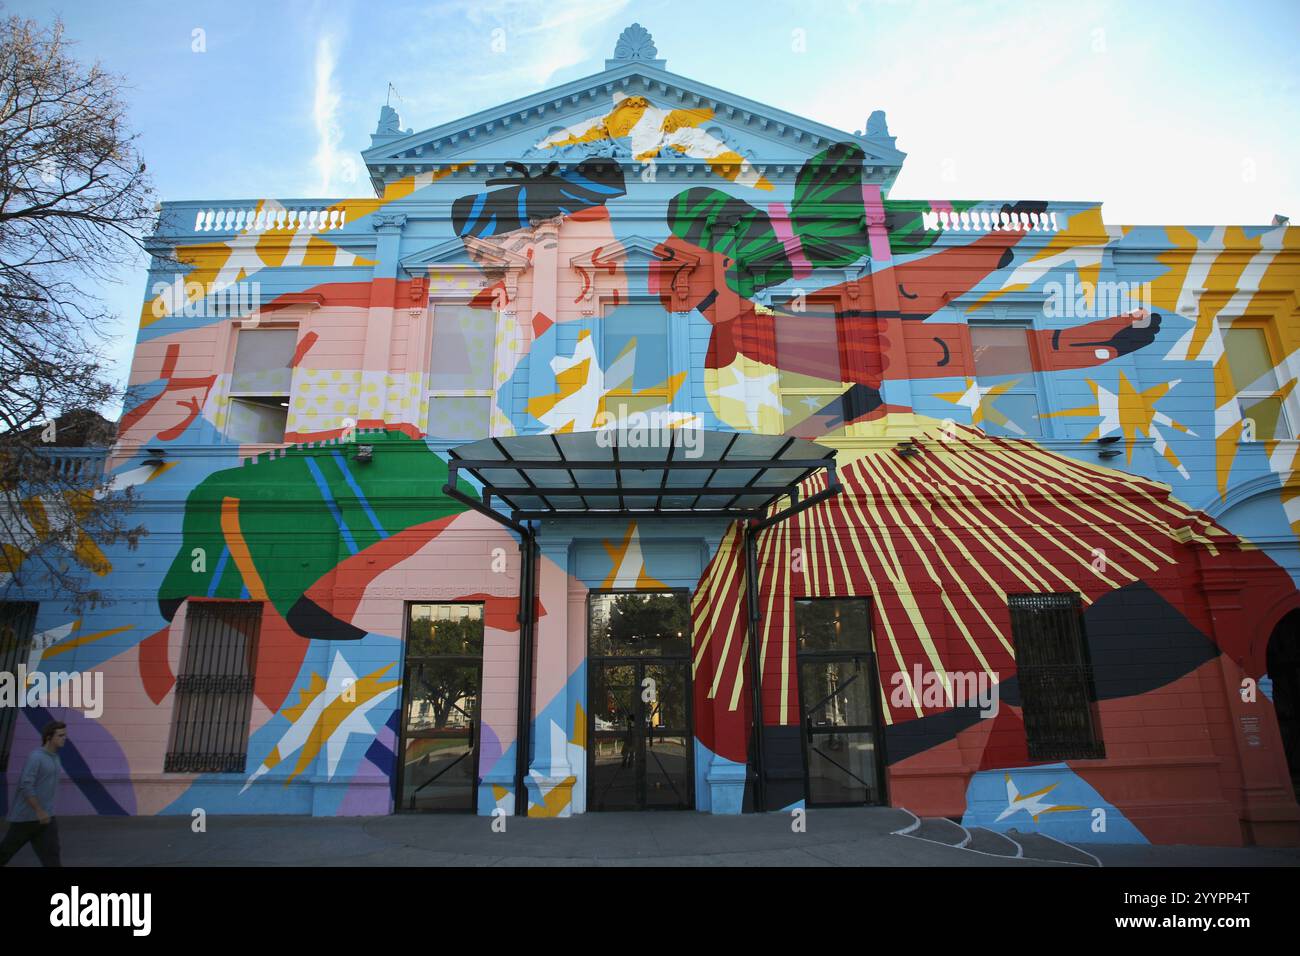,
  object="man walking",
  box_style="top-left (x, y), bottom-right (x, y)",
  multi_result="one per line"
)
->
top-left (0, 721), bottom-right (67, 866)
